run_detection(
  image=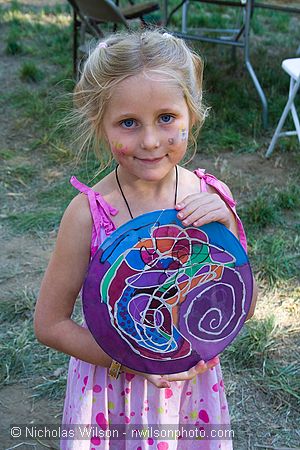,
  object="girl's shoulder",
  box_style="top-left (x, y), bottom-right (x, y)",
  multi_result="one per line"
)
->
top-left (60, 194), bottom-right (93, 241)
top-left (92, 171), bottom-right (119, 206)
top-left (50, 194), bottom-right (93, 271)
